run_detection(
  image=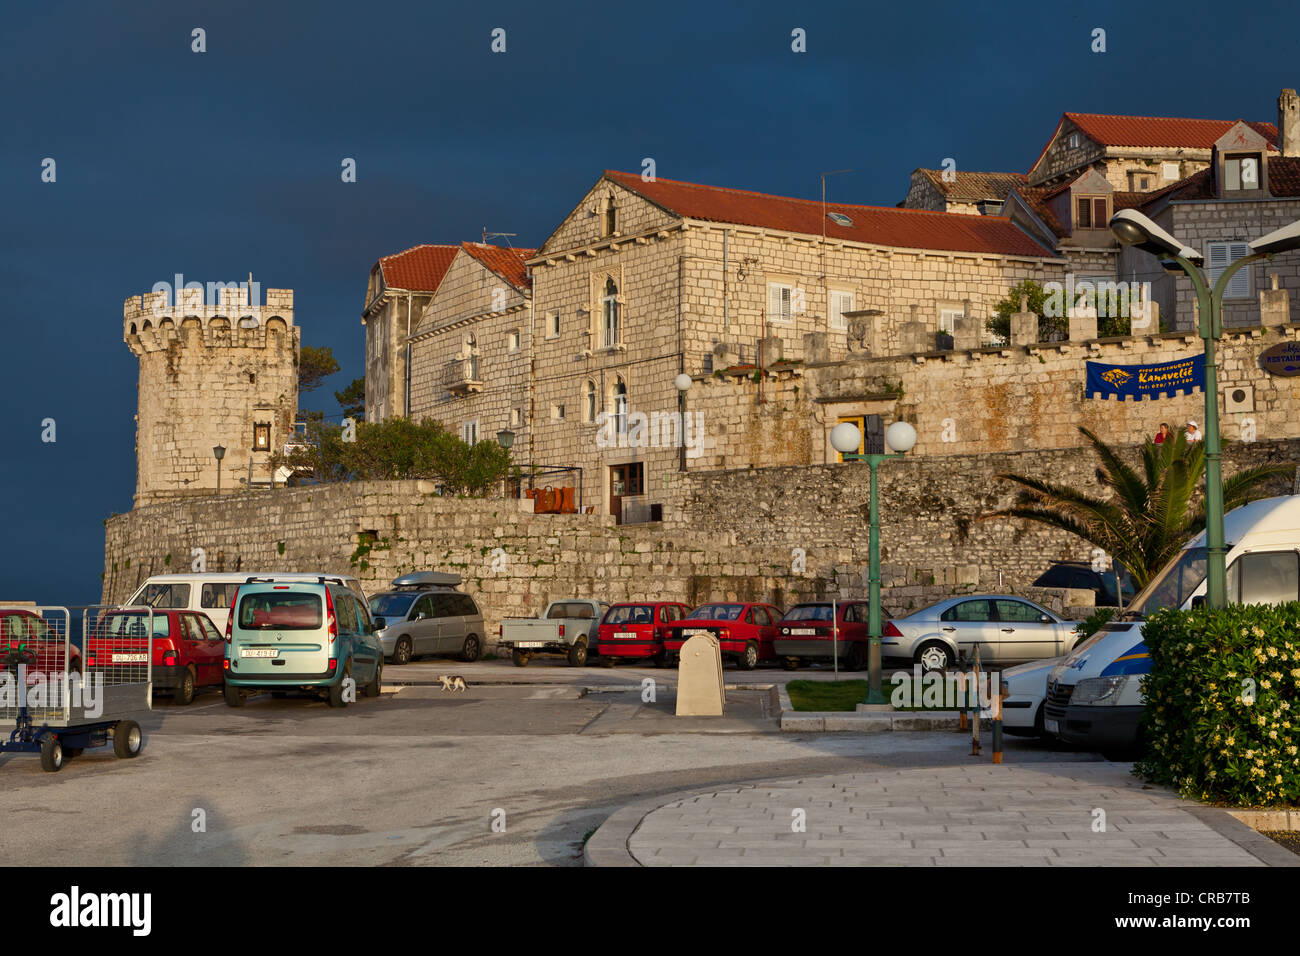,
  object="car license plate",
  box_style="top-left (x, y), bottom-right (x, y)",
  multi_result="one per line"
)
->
top-left (791, 628), bottom-right (817, 635)
top-left (515, 641), bottom-right (543, 648)
top-left (242, 648), bottom-right (278, 658)
top-left (112, 653), bottom-right (148, 663)
top-left (1045, 718), bottom-right (1059, 734)
top-left (615, 631), bottom-right (636, 639)
top-left (685, 629), bottom-right (712, 638)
